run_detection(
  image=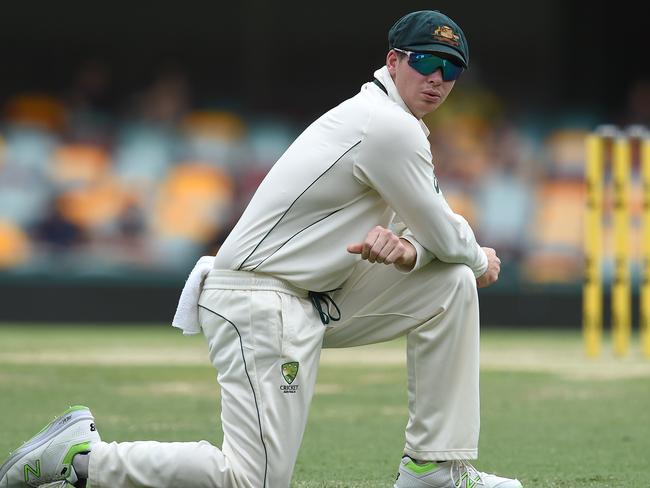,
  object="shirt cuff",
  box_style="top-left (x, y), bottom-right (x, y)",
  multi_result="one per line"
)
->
top-left (471, 245), bottom-right (488, 278)
top-left (399, 233), bottom-right (435, 273)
